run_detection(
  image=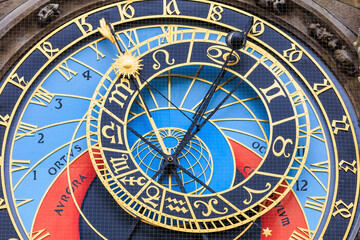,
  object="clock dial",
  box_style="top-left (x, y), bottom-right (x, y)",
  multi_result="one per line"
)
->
top-left (0, 0), bottom-right (358, 239)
